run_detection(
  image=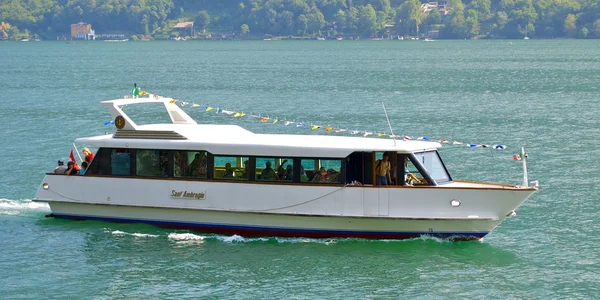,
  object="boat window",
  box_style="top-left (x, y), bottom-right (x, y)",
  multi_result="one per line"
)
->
top-left (111, 149), bottom-right (131, 176)
top-left (86, 148), bottom-right (112, 175)
top-left (174, 151), bottom-right (207, 178)
top-left (413, 151), bottom-right (451, 183)
top-left (403, 156), bottom-right (428, 185)
top-left (301, 159), bottom-right (342, 184)
top-left (256, 157), bottom-right (292, 181)
top-left (136, 150), bottom-right (168, 177)
top-left (214, 156), bottom-right (249, 180)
